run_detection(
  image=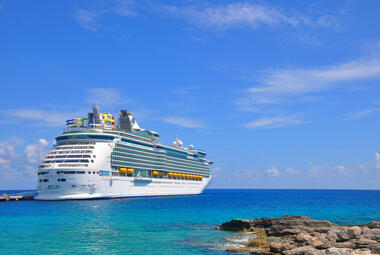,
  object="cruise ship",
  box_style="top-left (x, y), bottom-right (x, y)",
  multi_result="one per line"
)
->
top-left (35, 105), bottom-right (212, 200)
